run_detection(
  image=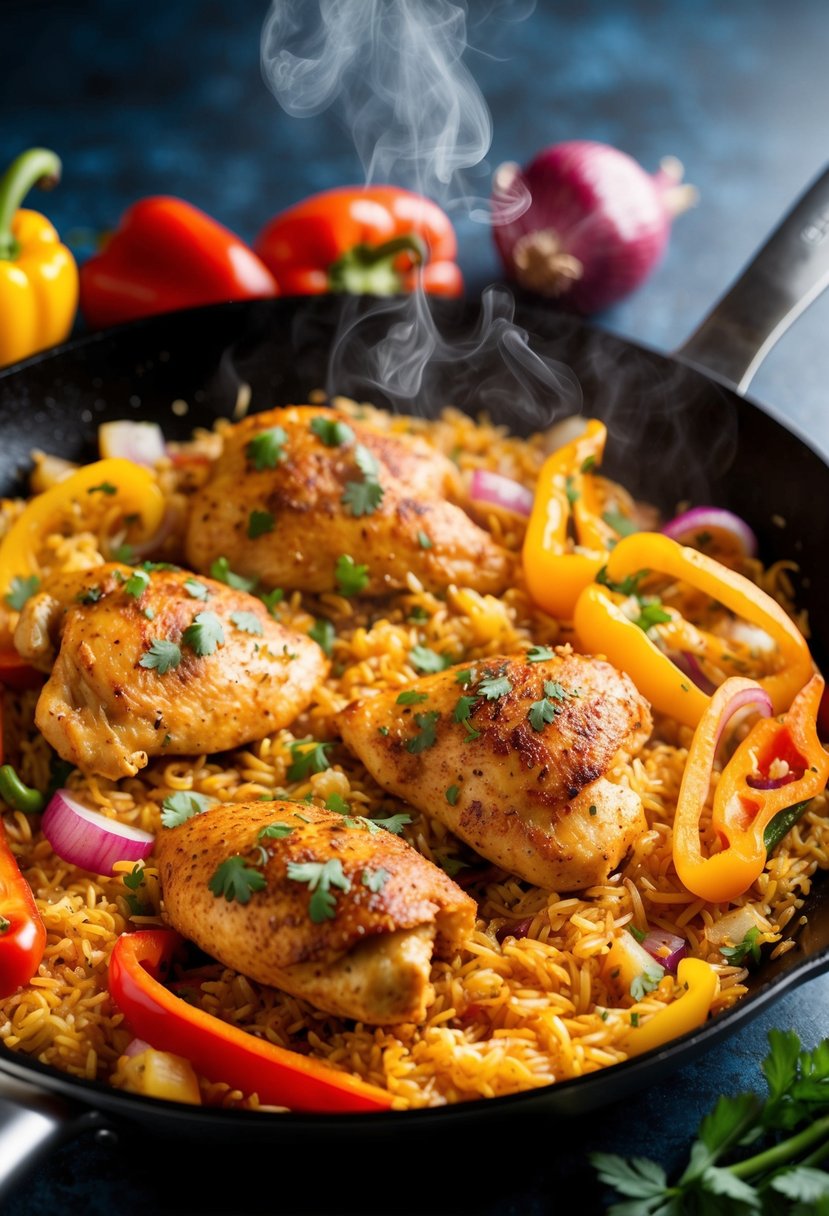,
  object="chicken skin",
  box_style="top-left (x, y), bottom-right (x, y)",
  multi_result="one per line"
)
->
top-left (156, 799), bottom-right (476, 1025)
top-left (340, 650), bottom-right (652, 891)
top-left (14, 564), bottom-right (328, 781)
top-left (183, 404), bottom-right (513, 597)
